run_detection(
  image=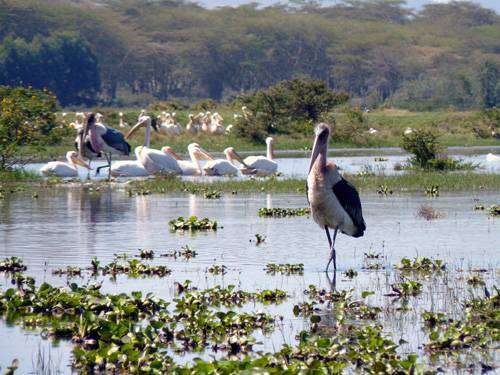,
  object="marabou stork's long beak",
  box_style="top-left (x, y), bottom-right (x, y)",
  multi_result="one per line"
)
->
top-left (308, 123), bottom-right (331, 174)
